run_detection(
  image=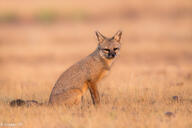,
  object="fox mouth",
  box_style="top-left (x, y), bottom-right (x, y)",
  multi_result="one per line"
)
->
top-left (106, 57), bottom-right (115, 59)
